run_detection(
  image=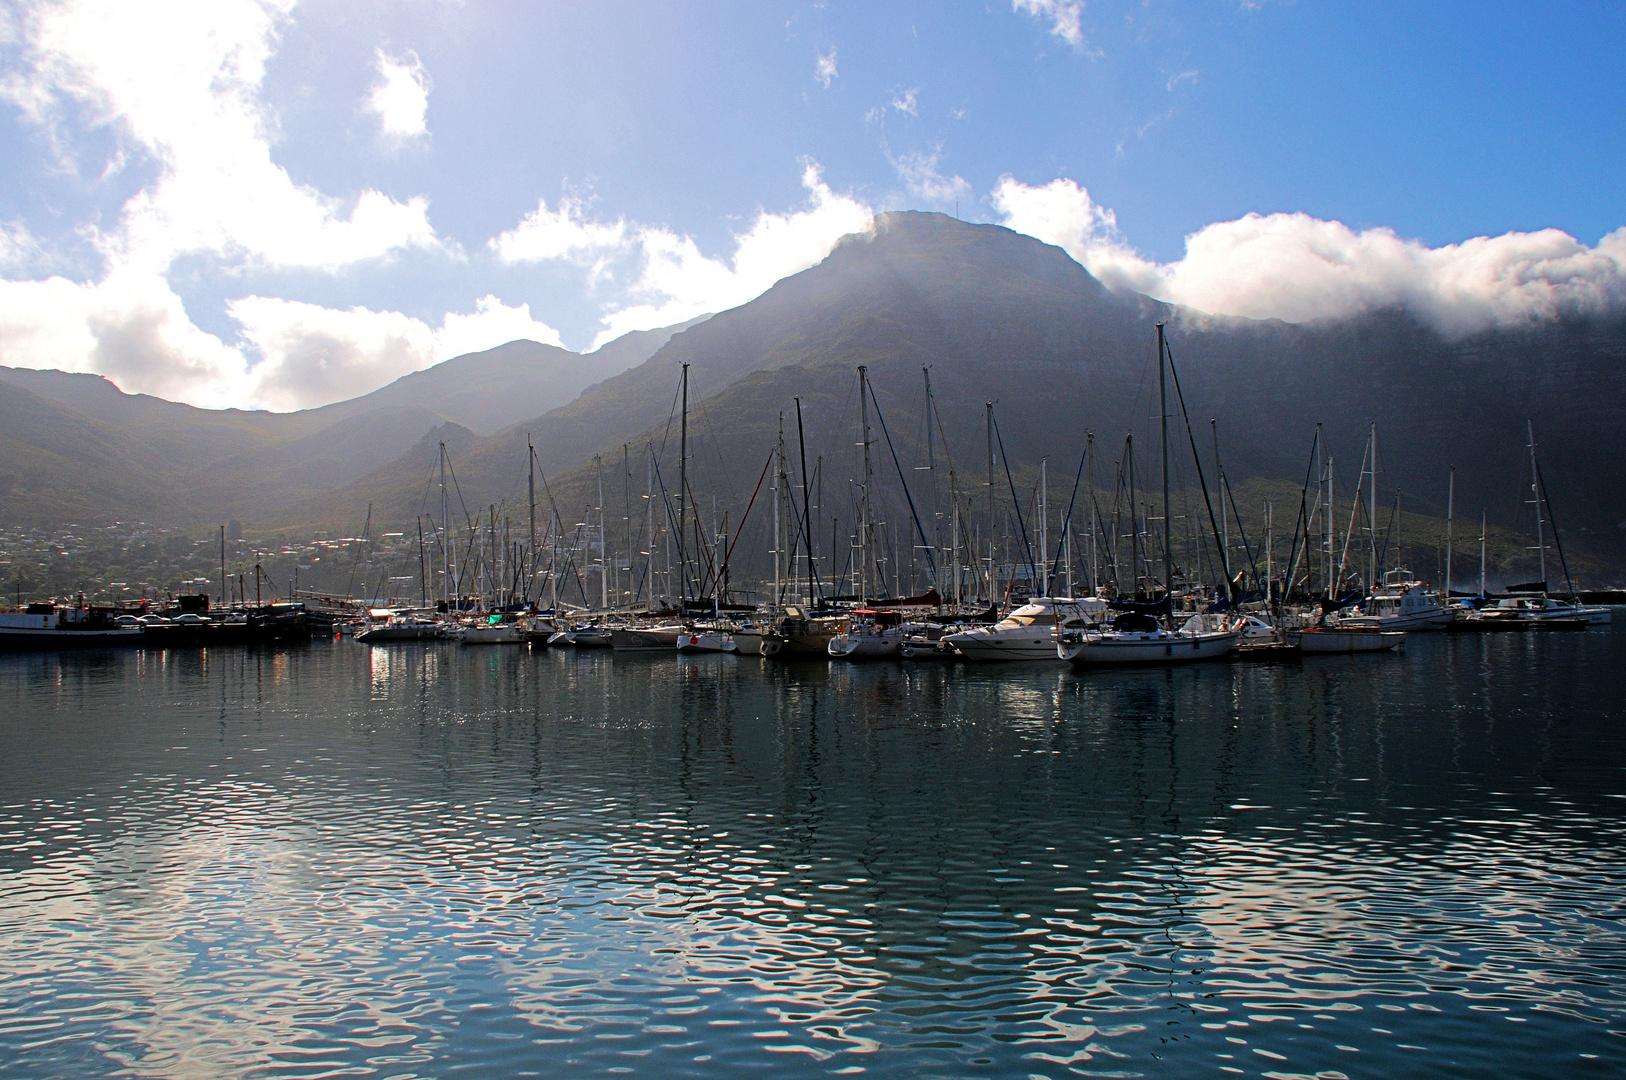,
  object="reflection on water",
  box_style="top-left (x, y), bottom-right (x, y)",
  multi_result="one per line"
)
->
top-left (2, 628), bottom-right (1625, 1078)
